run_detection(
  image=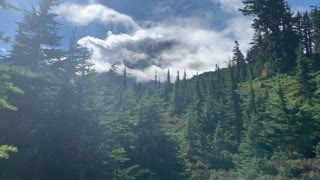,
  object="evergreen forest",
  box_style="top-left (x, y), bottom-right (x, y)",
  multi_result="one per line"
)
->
top-left (1, 0), bottom-right (320, 179)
